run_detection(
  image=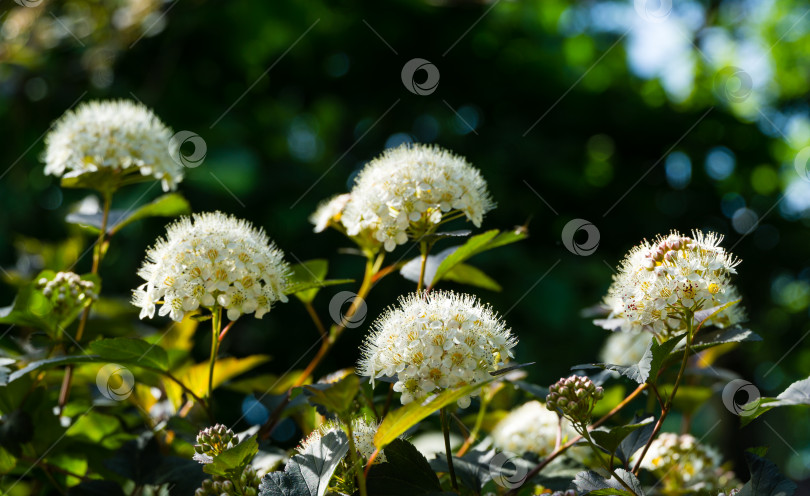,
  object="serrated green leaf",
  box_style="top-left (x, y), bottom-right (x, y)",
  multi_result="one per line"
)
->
top-left (740, 375), bottom-right (810, 426)
top-left (430, 229), bottom-right (527, 287)
top-left (648, 333), bottom-right (686, 383)
top-left (259, 430), bottom-right (349, 496)
top-left (738, 449), bottom-right (797, 496)
top-left (365, 439), bottom-right (442, 495)
top-left (574, 468), bottom-right (644, 495)
top-left (90, 338), bottom-right (168, 371)
top-left (590, 417), bottom-right (654, 456)
top-left (204, 435), bottom-right (259, 478)
top-left (375, 380), bottom-right (494, 450)
top-left (688, 326), bottom-right (761, 354)
top-left (66, 193), bottom-right (191, 235)
top-left (5, 355), bottom-right (105, 385)
top-left (303, 374), bottom-right (360, 416)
